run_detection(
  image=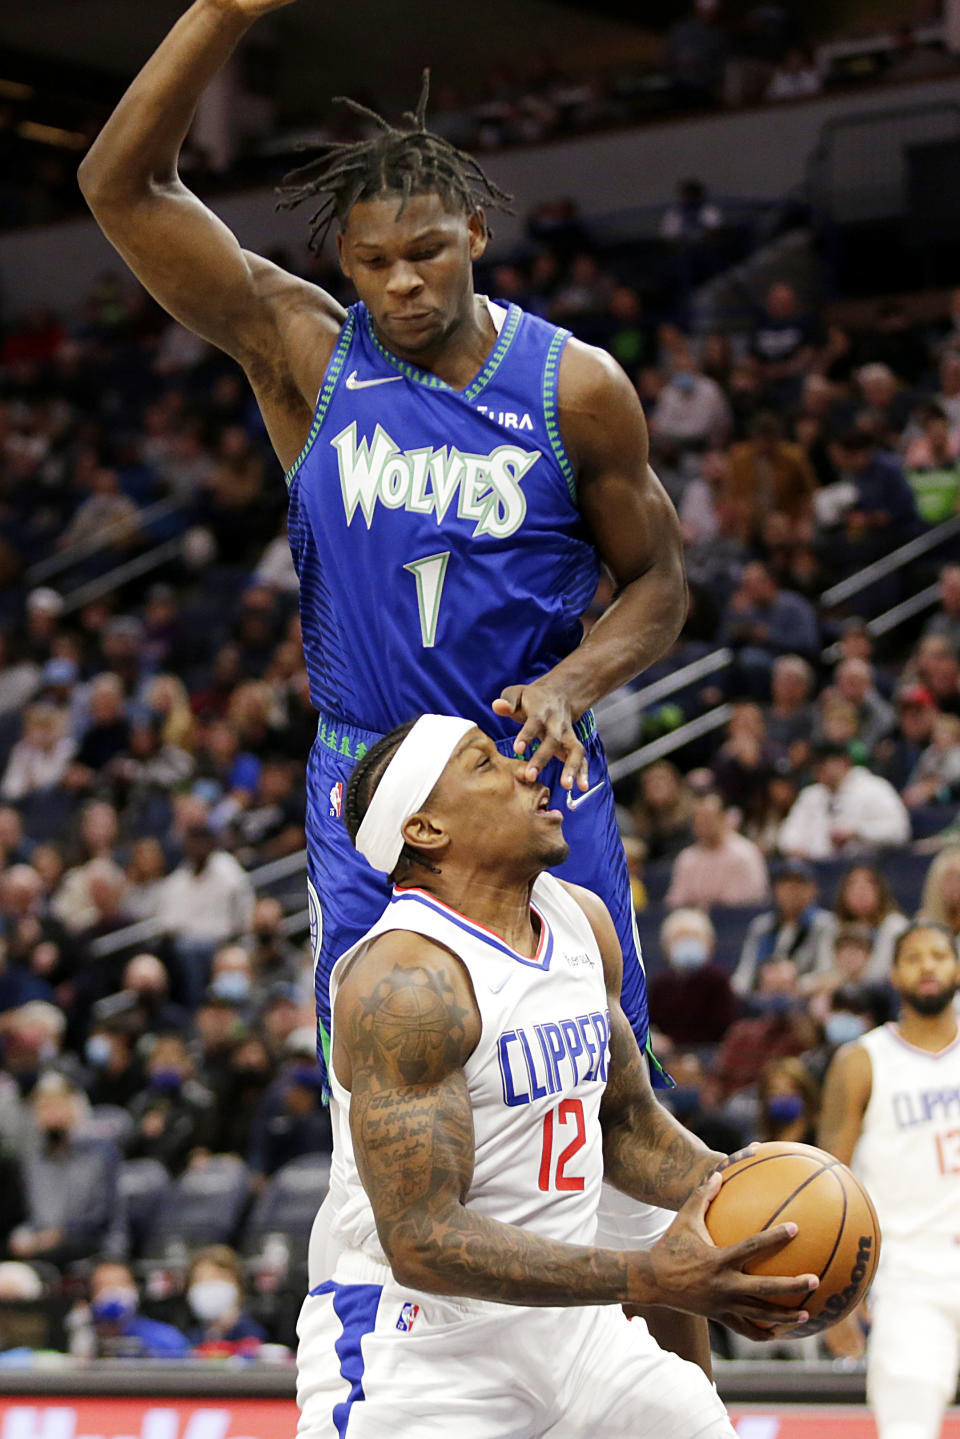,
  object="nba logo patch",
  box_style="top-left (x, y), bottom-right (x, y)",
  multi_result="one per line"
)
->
top-left (328, 781), bottom-right (343, 818)
top-left (396, 1302), bottom-right (420, 1332)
